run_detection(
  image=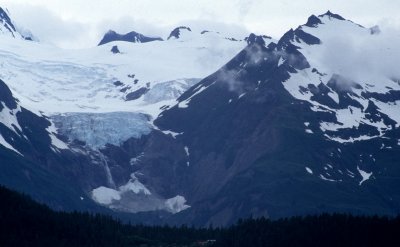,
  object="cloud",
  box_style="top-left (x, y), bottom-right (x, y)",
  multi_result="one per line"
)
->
top-left (6, 4), bottom-right (170, 48)
top-left (94, 16), bottom-right (167, 40)
top-left (218, 67), bottom-right (247, 94)
top-left (3, 0), bottom-right (400, 50)
top-left (312, 24), bottom-right (400, 83)
top-left (235, 0), bottom-right (258, 20)
top-left (3, 2), bottom-right (251, 48)
top-left (245, 44), bottom-right (267, 65)
top-left (6, 4), bottom-right (92, 49)
top-left (172, 19), bottom-right (250, 39)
